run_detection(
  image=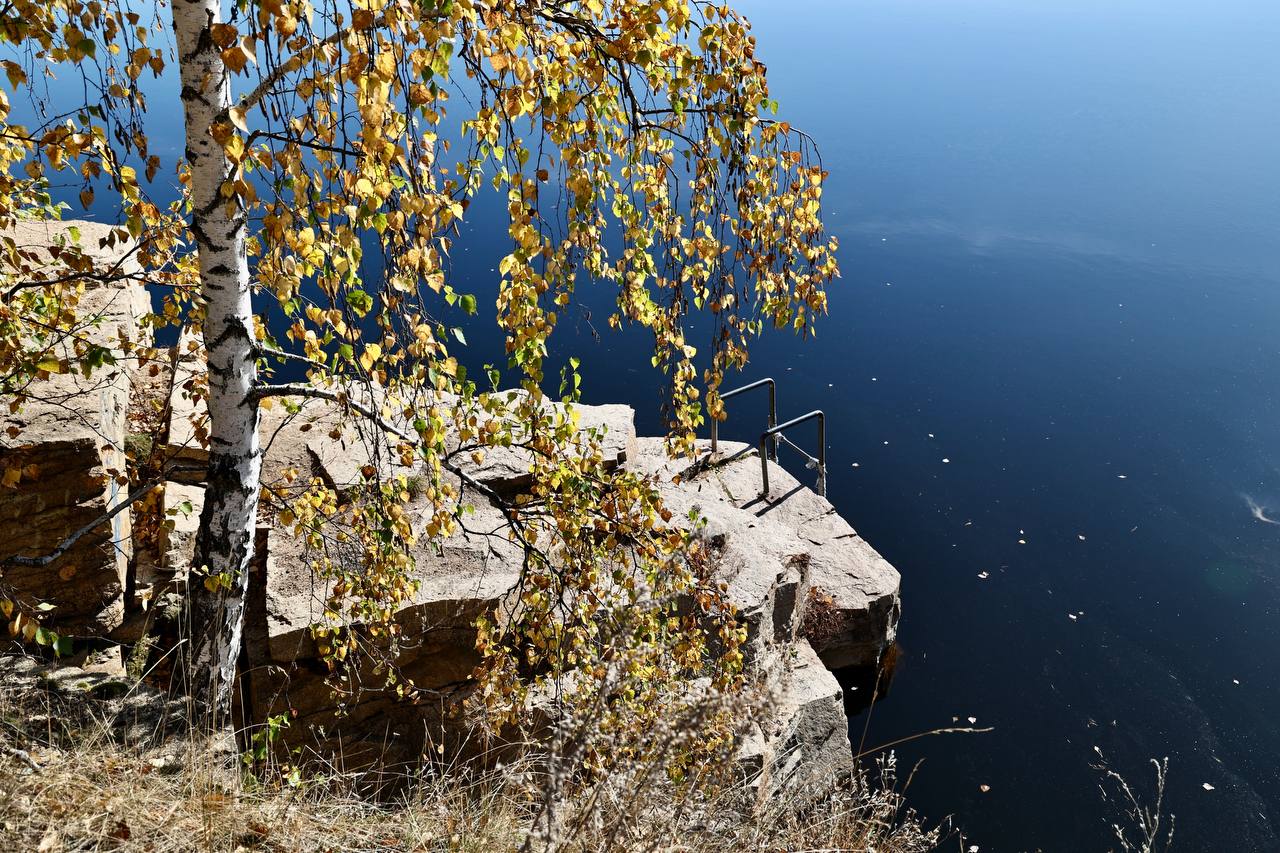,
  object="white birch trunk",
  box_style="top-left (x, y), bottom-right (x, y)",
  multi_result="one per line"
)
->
top-left (171, 0), bottom-right (261, 723)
